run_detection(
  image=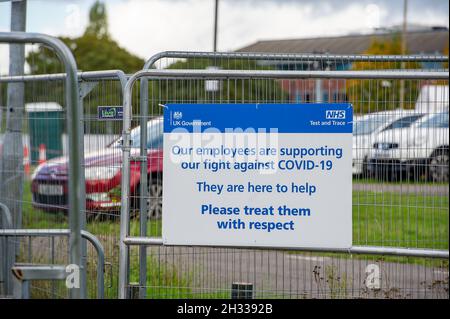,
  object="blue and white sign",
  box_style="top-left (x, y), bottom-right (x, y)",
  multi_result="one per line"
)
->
top-left (97, 106), bottom-right (123, 120)
top-left (163, 103), bottom-right (353, 249)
